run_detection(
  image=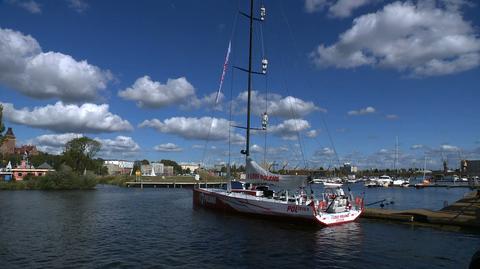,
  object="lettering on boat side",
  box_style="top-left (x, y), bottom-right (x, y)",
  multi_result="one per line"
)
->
top-left (199, 193), bottom-right (217, 205)
top-left (331, 214), bottom-right (349, 220)
top-left (286, 205), bottom-right (309, 213)
top-left (247, 173), bottom-right (280, 182)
